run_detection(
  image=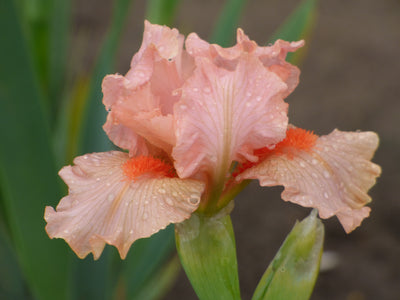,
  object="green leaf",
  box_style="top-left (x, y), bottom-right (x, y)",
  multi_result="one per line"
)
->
top-left (132, 255), bottom-right (181, 300)
top-left (123, 225), bottom-right (176, 299)
top-left (48, 0), bottom-right (71, 119)
top-left (176, 213), bottom-right (241, 300)
top-left (252, 210), bottom-right (324, 300)
top-left (270, 0), bottom-right (318, 64)
top-left (209, 0), bottom-right (246, 46)
top-left (79, 0), bottom-right (135, 154)
top-left (0, 1), bottom-right (71, 299)
top-left (0, 220), bottom-right (31, 300)
top-left (146, 0), bottom-right (180, 26)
